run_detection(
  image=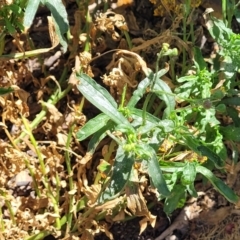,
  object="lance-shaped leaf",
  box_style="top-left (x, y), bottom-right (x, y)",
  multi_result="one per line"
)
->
top-left (77, 73), bottom-right (132, 127)
top-left (0, 87), bottom-right (14, 96)
top-left (100, 145), bottom-right (134, 201)
top-left (42, 0), bottom-right (69, 52)
top-left (220, 125), bottom-right (240, 142)
top-left (197, 145), bottom-right (224, 169)
top-left (87, 121), bottom-right (115, 154)
top-left (196, 165), bottom-right (239, 204)
top-left (127, 74), bottom-right (152, 108)
top-left (145, 145), bottom-right (170, 197)
top-left (76, 113), bottom-right (110, 141)
top-left (153, 78), bottom-right (175, 119)
top-left (23, 0), bottom-right (41, 27)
